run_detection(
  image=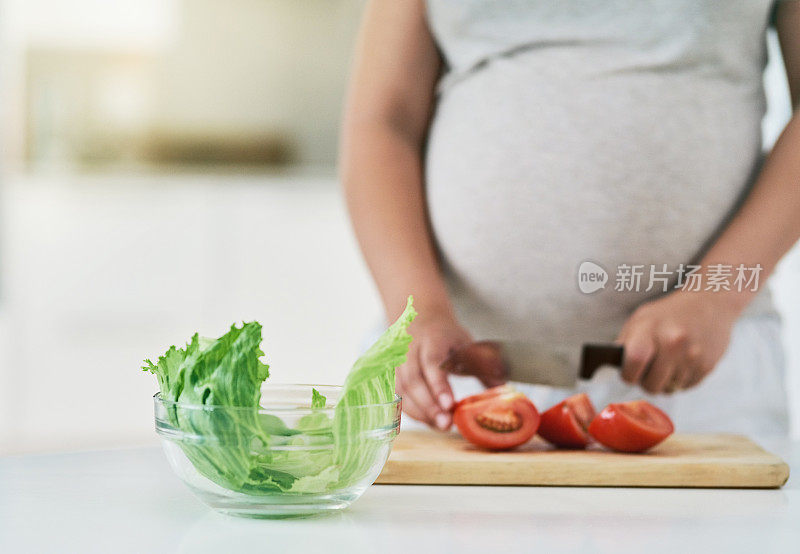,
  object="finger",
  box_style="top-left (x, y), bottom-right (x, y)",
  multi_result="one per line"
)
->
top-left (420, 346), bottom-right (455, 412)
top-left (673, 346), bottom-right (703, 390)
top-left (396, 363), bottom-right (433, 426)
top-left (398, 391), bottom-right (429, 426)
top-left (664, 353), bottom-right (695, 394)
top-left (643, 328), bottom-right (687, 394)
top-left (643, 327), bottom-right (688, 393)
top-left (642, 355), bottom-right (677, 394)
top-left (405, 382), bottom-right (449, 430)
top-left (398, 364), bottom-right (449, 430)
top-left (683, 363), bottom-right (713, 389)
top-left (620, 330), bottom-right (657, 385)
top-left (668, 361), bottom-right (695, 392)
top-left (397, 377), bottom-right (433, 426)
